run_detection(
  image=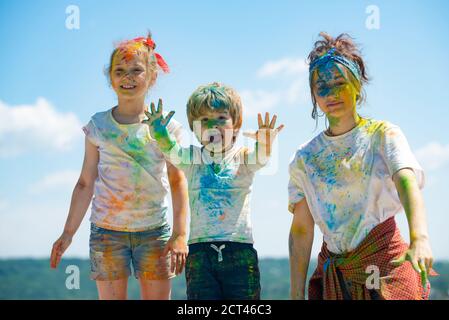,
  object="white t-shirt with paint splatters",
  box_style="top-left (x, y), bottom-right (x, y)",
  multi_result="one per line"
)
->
top-left (82, 107), bottom-right (183, 232)
top-left (161, 142), bottom-right (265, 245)
top-left (288, 118), bottom-right (424, 254)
